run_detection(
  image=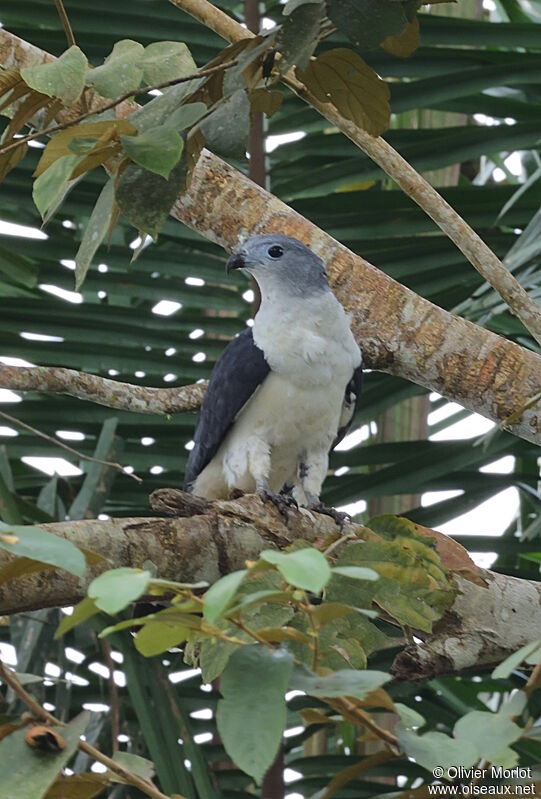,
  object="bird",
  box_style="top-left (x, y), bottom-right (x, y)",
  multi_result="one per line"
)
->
top-left (183, 234), bottom-right (363, 523)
